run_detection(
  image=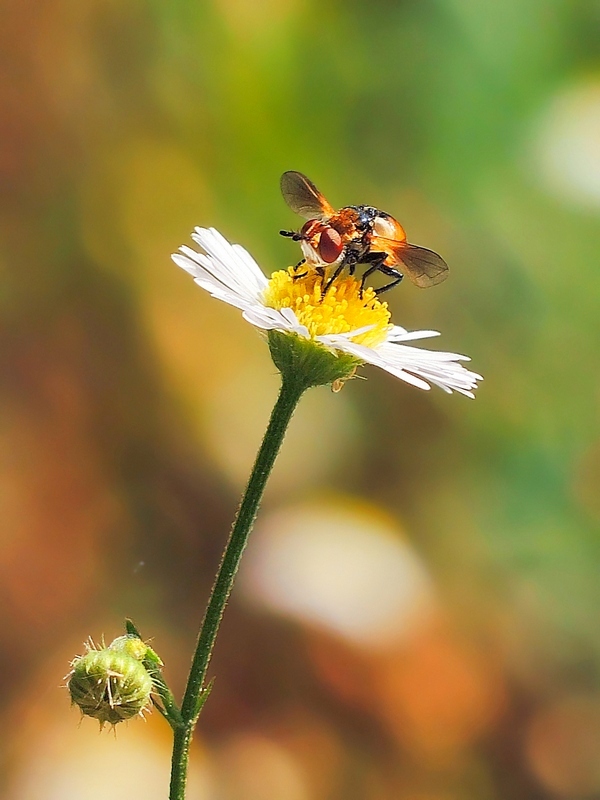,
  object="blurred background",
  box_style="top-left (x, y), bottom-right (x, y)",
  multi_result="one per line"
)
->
top-left (1, 0), bottom-right (600, 798)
